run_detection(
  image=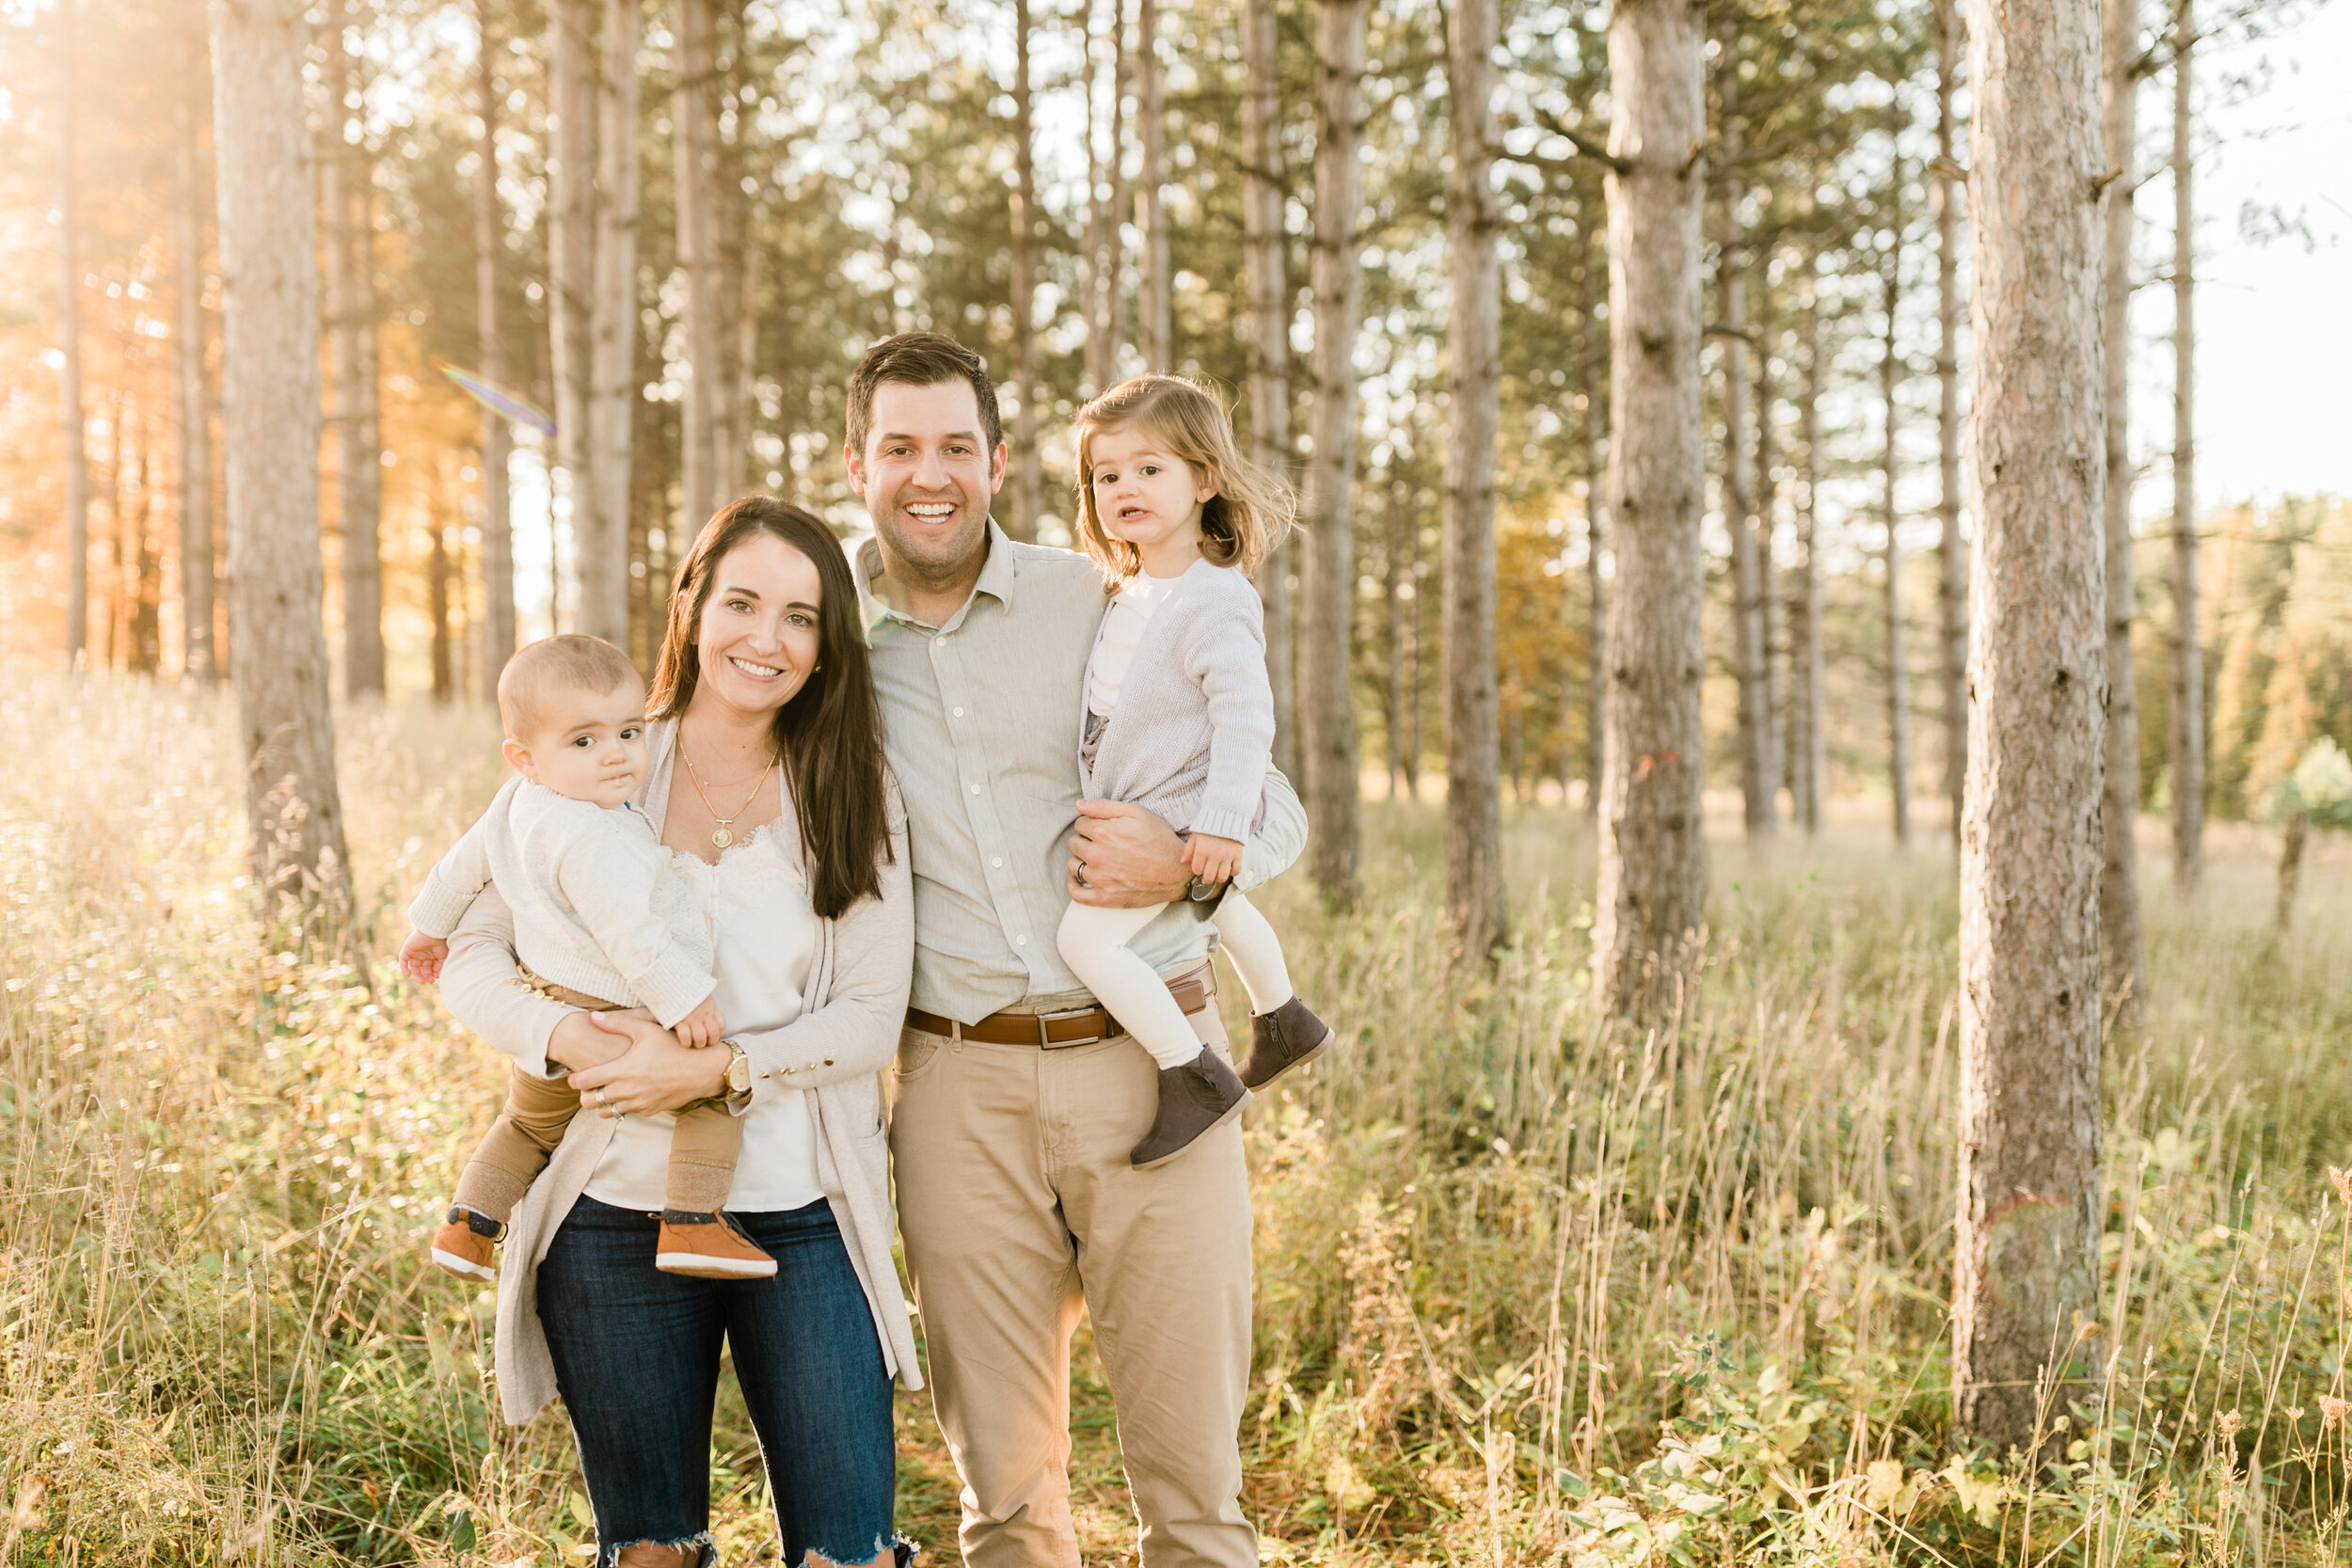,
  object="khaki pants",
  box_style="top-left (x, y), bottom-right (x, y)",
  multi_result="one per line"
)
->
top-left (891, 995), bottom-right (1256, 1568)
